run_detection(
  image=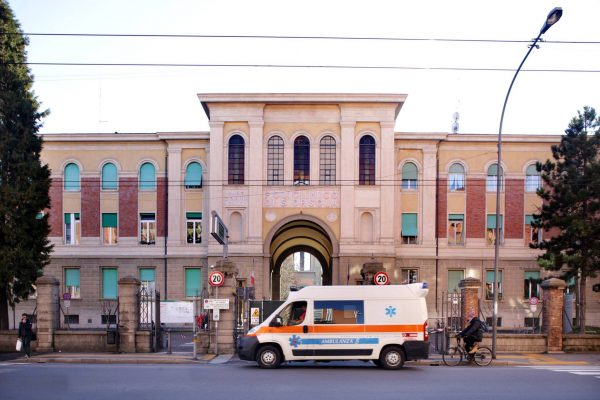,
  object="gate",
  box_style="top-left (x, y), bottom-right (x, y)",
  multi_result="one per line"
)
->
top-left (139, 286), bottom-right (161, 352)
top-left (430, 291), bottom-right (463, 354)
